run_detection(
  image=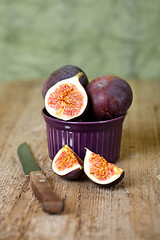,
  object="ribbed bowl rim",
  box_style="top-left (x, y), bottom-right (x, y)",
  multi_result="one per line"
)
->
top-left (41, 107), bottom-right (126, 126)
